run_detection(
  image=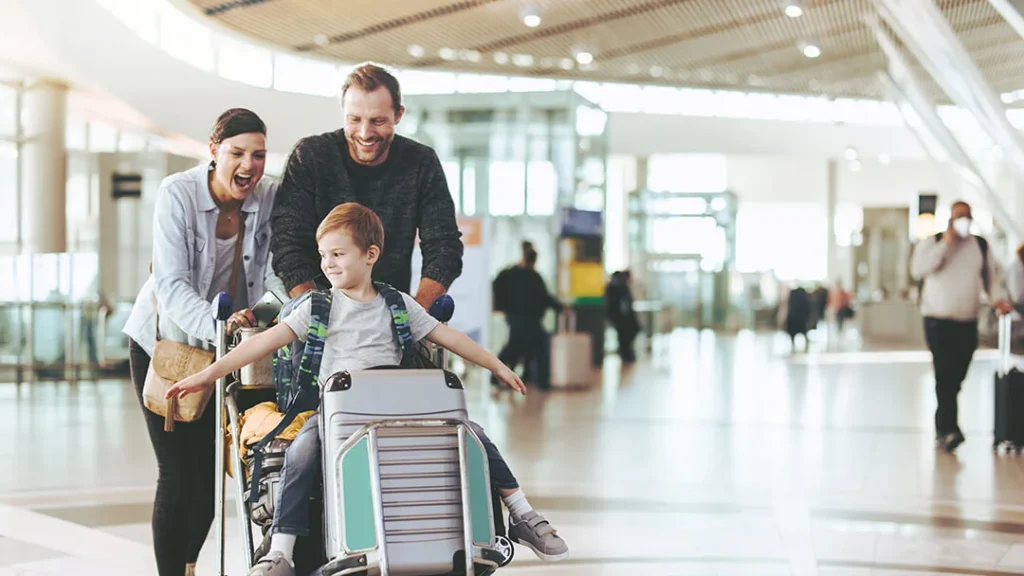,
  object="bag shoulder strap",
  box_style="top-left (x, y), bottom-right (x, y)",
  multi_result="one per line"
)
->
top-left (977, 235), bottom-right (990, 294)
top-left (373, 281), bottom-right (415, 367)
